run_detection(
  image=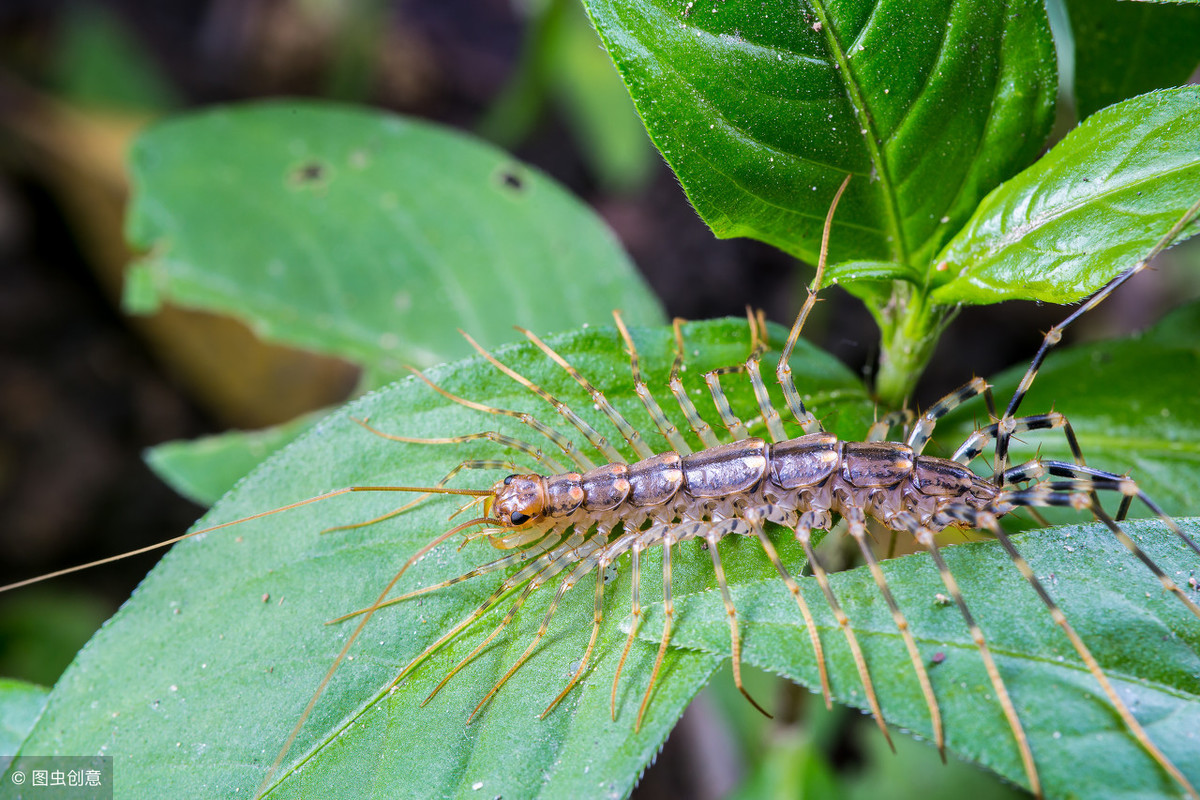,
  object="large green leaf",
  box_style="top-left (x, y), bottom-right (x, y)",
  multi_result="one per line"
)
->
top-left (0, 679), bottom-right (48, 755)
top-left (583, 0), bottom-right (1056, 269)
top-left (125, 101), bottom-right (664, 387)
top-left (6, 320), bottom-right (875, 798)
top-left (930, 86), bottom-right (1200, 305)
top-left (646, 517), bottom-right (1200, 799)
top-left (1067, 0), bottom-right (1200, 121)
